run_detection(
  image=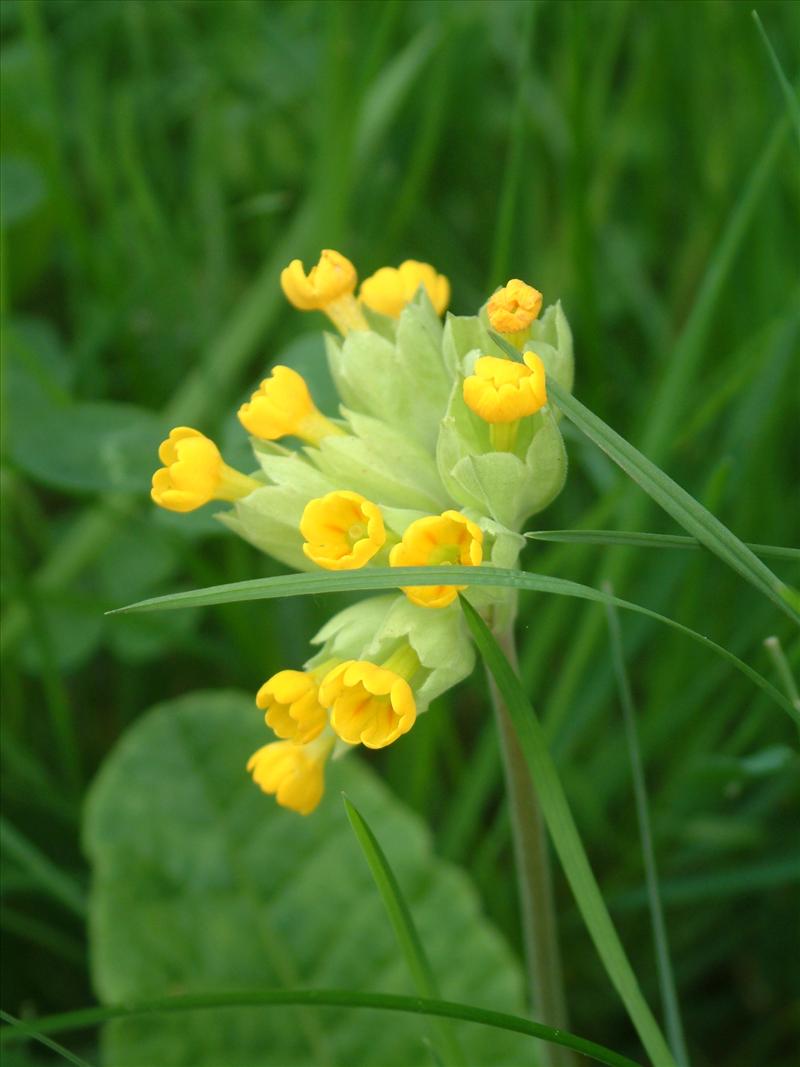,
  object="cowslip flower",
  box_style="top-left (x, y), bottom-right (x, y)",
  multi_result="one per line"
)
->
top-left (238, 366), bottom-right (344, 445)
top-left (300, 490), bottom-right (386, 570)
top-left (462, 352), bottom-right (547, 452)
top-left (280, 249), bottom-right (367, 335)
top-left (360, 260), bottom-right (450, 318)
top-left (151, 258), bottom-right (575, 814)
top-left (256, 667), bottom-right (332, 745)
top-left (247, 734), bottom-right (334, 815)
top-left (390, 511), bottom-right (483, 608)
top-left (463, 352), bottom-right (547, 423)
top-left (151, 427), bottom-right (260, 513)
top-left (319, 645), bottom-right (419, 749)
top-left (487, 278), bottom-right (543, 347)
